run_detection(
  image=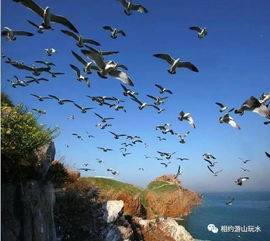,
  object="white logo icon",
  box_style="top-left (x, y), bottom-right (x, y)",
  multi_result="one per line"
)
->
top-left (207, 224), bottom-right (219, 233)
